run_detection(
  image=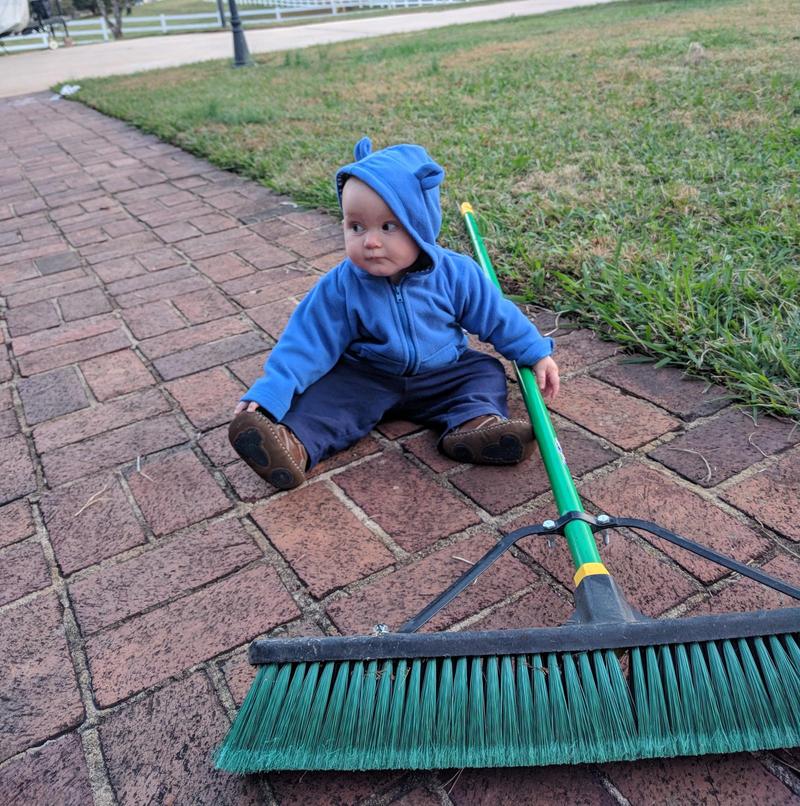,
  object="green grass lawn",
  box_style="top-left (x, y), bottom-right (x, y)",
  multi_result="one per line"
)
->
top-left (72, 0), bottom-right (799, 418)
